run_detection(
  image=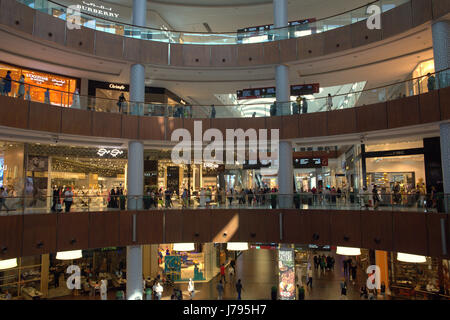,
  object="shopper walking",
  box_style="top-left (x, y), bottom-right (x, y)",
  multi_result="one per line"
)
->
top-left (0, 187), bottom-right (10, 212)
top-left (306, 268), bottom-right (313, 289)
top-left (117, 93), bottom-right (126, 113)
top-left (236, 279), bottom-right (243, 300)
top-left (63, 187), bottom-right (74, 212)
top-left (427, 73), bottom-right (436, 91)
top-left (372, 185), bottom-right (380, 209)
top-left (211, 105), bottom-right (216, 118)
top-left (227, 189), bottom-right (233, 206)
top-left (326, 93), bottom-right (333, 111)
top-left (188, 278), bottom-right (195, 300)
top-left (302, 97), bottom-right (308, 114)
top-left (340, 279), bottom-right (347, 299)
top-left (153, 281), bottom-right (163, 300)
top-left (230, 259), bottom-right (236, 277)
top-left (100, 278), bottom-right (108, 300)
top-left (220, 264), bottom-right (226, 283)
top-left (44, 88), bottom-right (50, 104)
top-left (72, 88), bottom-right (81, 109)
top-left (217, 280), bottom-right (224, 300)
top-left (17, 75), bottom-right (25, 99)
top-left (298, 285), bottom-right (305, 300)
top-left (2, 71), bottom-right (11, 96)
